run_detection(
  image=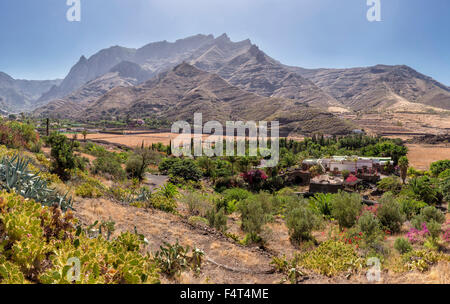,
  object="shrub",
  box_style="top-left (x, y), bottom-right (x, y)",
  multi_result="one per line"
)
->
top-left (214, 176), bottom-right (244, 192)
top-left (0, 121), bottom-right (40, 150)
top-left (82, 142), bottom-right (128, 163)
top-left (126, 154), bottom-right (144, 179)
top-left (438, 168), bottom-right (450, 179)
top-left (205, 207), bottom-right (228, 232)
top-left (92, 155), bottom-right (126, 180)
top-left (222, 187), bottom-right (252, 202)
top-left (358, 211), bottom-right (381, 239)
top-left (241, 169), bottom-right (268, 191)
top-left (331, 191), bottom-right (362, 229)
top-left (158, 158), bottom-right (180, 174)
top-left (222, 188), bottom-right (251, 212)
top-left (297, 240), bottom-right (364, 277)
top-left (154, 241), bottom-right (204, 277)
top-left (407, 223), bottom-right (430, 244)
top-left (181, 191), bottom-right (212, 217)
top-left (147, 192), bottom-right (177, 213)
top-left (411, 206), bottom-right (445, 239)
top-left (394, 238), bottom-right (412, 254)
top-left (407, 167), bottom-right (425, 178)
top-left (406, 176), bottom-right (442, 205)
top-left (377, 176), bottom-right (402, 194)
top-left (377, 193), bottom-right (405, 233)
top-left (286, 200), bottom-right (320, 243)
top-left (261, 176), bottom-right (285, 192)
top-left (188, 216), bottom-right (209, 227)
top-left (402, 250), bottom-right (446, 272)
top-left (440, 176), bottom-right (450, 202)
top-left (430, 160), bottom-right (450, 177)
top-left (75, 182), bottom-right (103, 198)
top-left (238, 193), bottom-right (273, 242)
top-left (397, 197), bottom-right (428, 220)
top-left (425, 221), bottom-right (443, 240)
top-left (309, 193), bottom-right (333, 218)
top-left (411, 206), bottom-right (445, 229)
top-left (168, 159), bottom-right (203, 182)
